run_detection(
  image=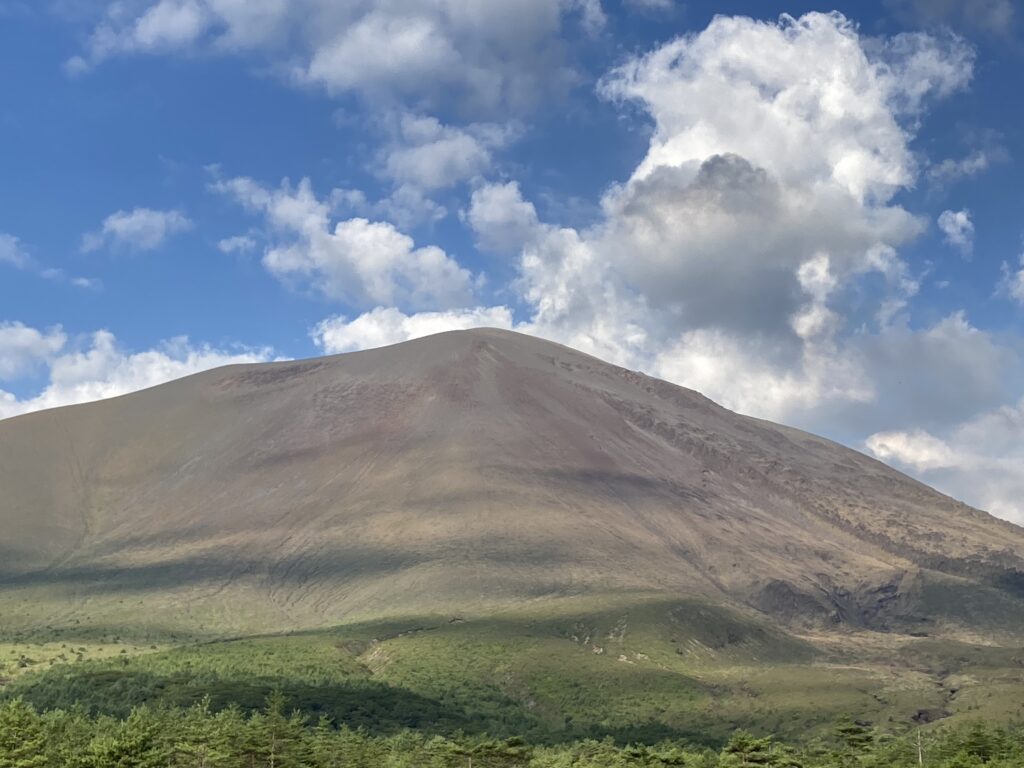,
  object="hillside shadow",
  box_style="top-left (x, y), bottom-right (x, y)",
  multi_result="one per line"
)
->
top-left (5, 667), bottom-right (527, 736)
